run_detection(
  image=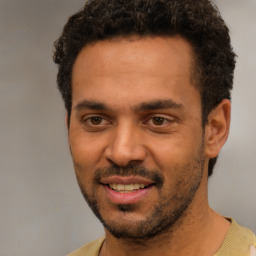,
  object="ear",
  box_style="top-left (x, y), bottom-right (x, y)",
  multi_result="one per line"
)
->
top-left (204, 99), bottom-right (231, 158)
